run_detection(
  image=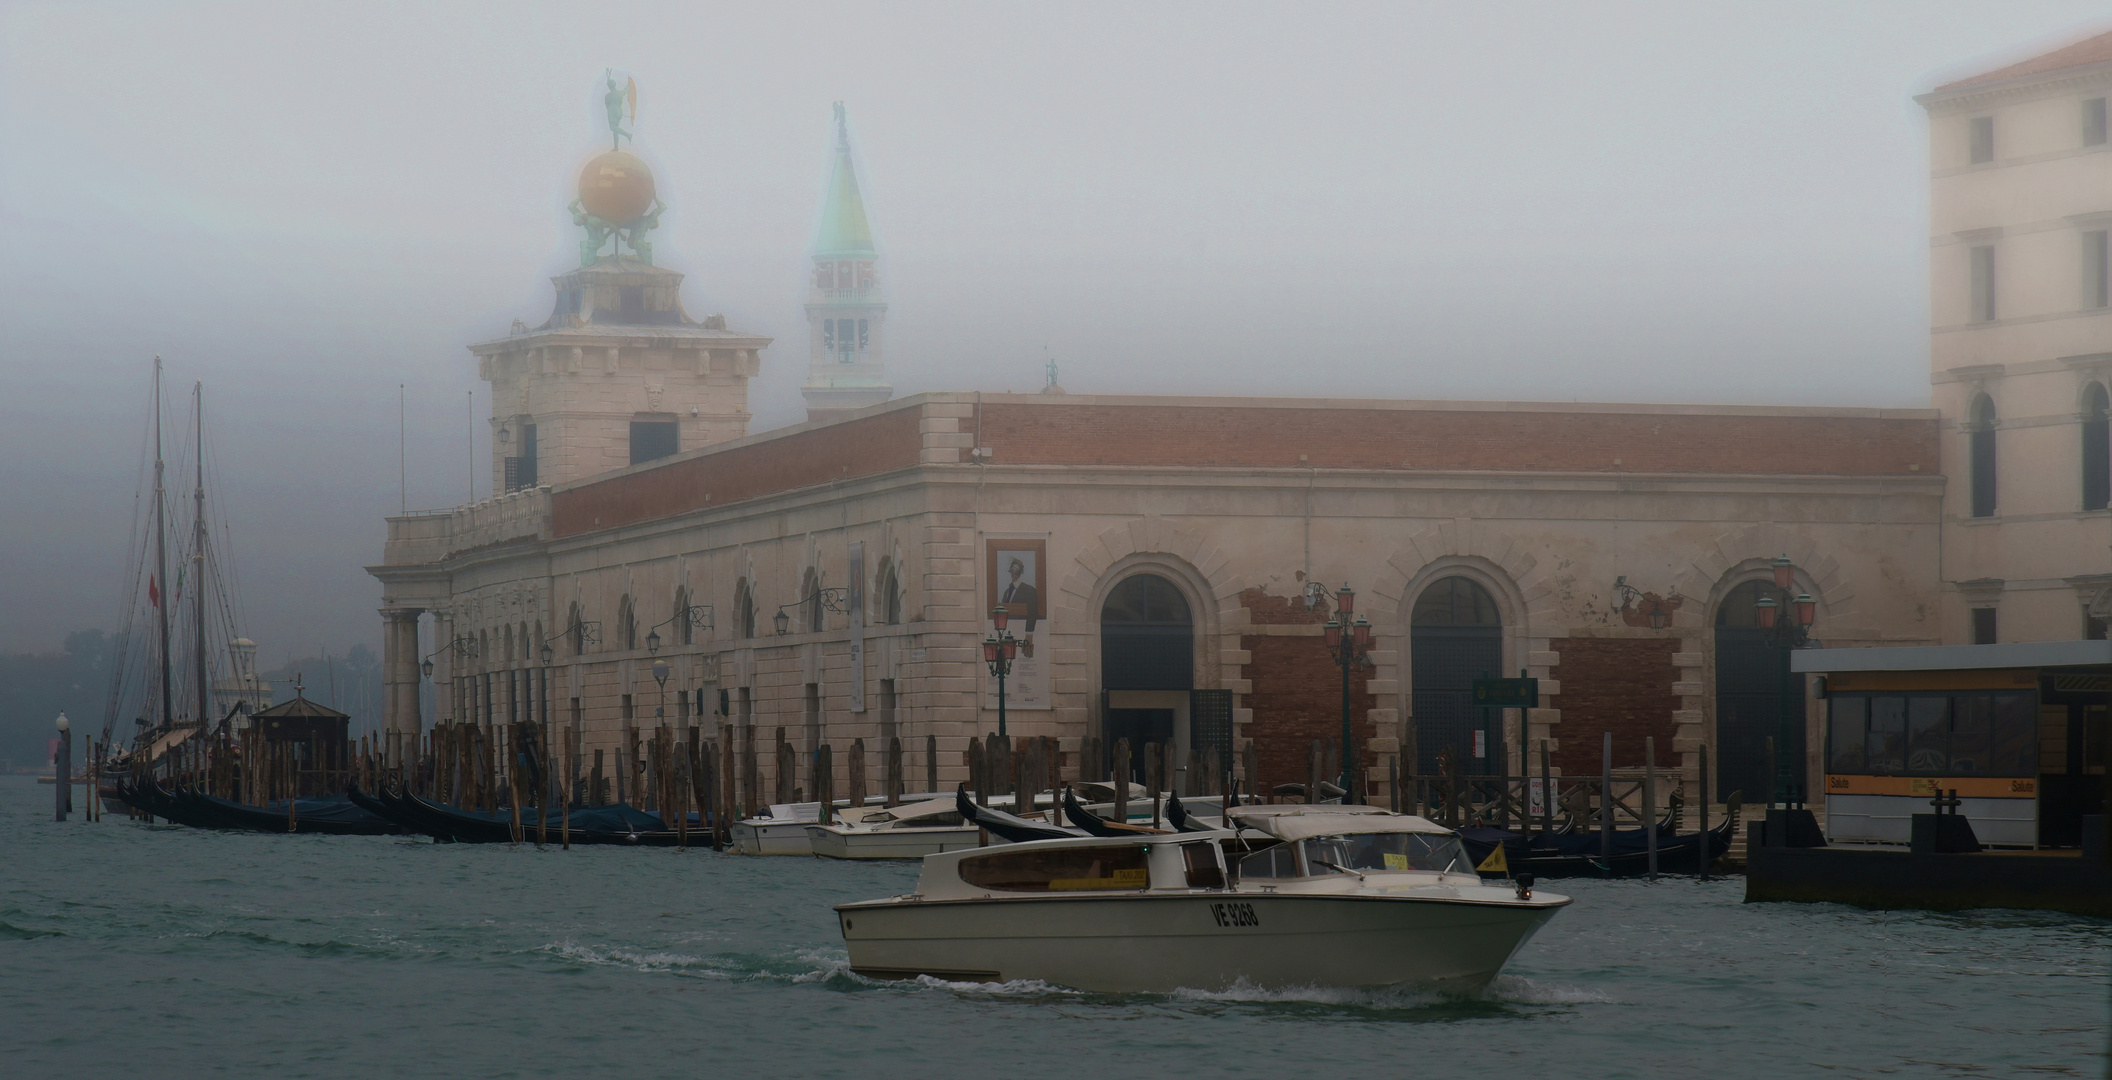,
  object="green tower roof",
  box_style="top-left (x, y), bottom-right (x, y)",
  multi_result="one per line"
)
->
top-left (815, 104), bottom-right (876, 257)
